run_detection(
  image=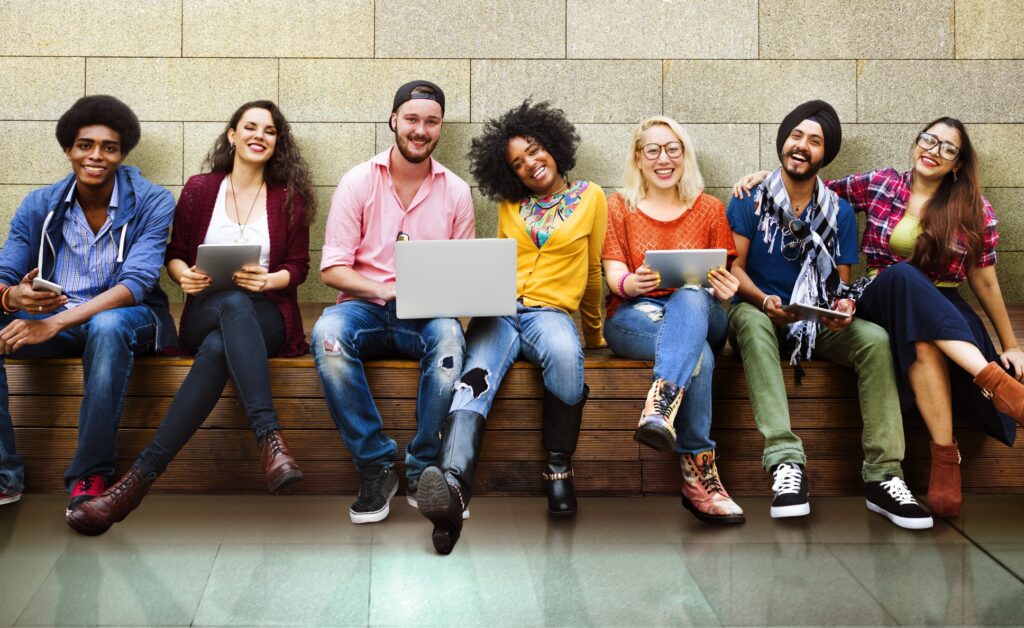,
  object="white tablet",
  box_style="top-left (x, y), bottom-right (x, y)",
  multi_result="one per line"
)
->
top-left (643, 249), bottom-right (727, 289)
top-left (194, 244), bottom-right (261, 293)
top-left (782, 302), bottom-right (852, 321)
